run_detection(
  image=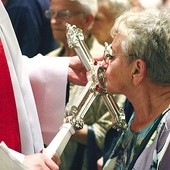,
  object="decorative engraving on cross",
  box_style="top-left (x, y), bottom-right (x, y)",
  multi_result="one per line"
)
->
top-left (66, 23), bottom-right (127, 131)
